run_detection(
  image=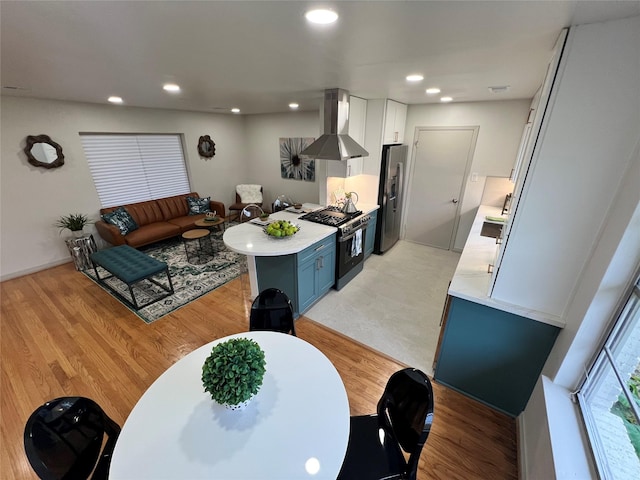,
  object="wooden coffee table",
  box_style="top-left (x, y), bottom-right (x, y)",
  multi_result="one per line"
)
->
top-left (195, 217), bottom-right (225, 232)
